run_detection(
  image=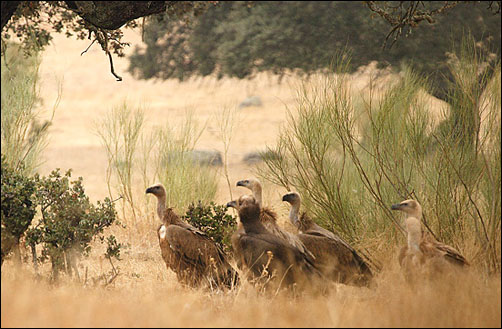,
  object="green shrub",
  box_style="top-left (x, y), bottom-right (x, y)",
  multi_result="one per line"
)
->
top-left (25, 169), bottom-right (120, 281)
top-left (183, 201), bottom-right (237, 254)
top-left (1, 155), bottom-right (36, 264)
